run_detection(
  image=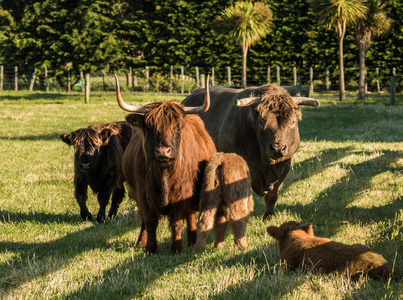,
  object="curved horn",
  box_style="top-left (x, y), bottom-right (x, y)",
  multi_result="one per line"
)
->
top-left (292, 97), bottom-right (320, 107)
top-left (235, 97), bottom-right (261, 107)
top-left (115, 74), bottom-right (146, 113)
top-left (183, 74), bottom-right (210, 114)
